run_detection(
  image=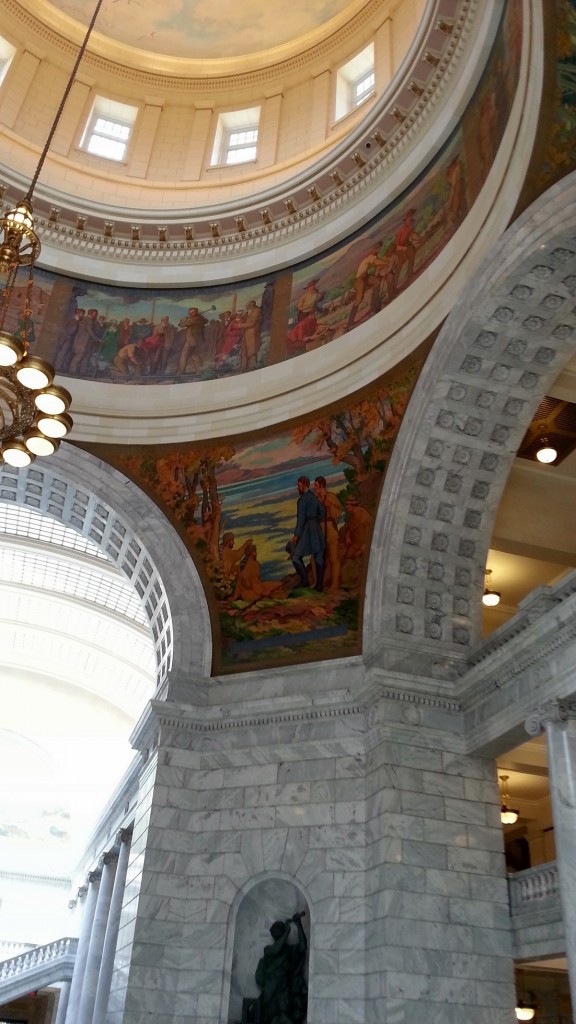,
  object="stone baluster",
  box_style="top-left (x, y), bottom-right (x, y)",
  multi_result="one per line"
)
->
top-left (92, 828), bottom-right (132, 1024)
top-left (64, 870), bottom-right (101, 1024)
top-left (76, 849), bottom-right (119, 1024)
top-left (525, 698), bottom-right (576, 1007)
